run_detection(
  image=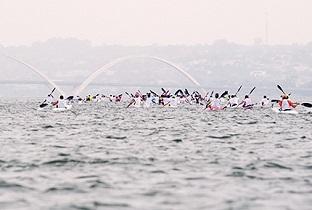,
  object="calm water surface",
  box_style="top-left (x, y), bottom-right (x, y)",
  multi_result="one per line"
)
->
top-left (0, 98), bottom-right (312, 210)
